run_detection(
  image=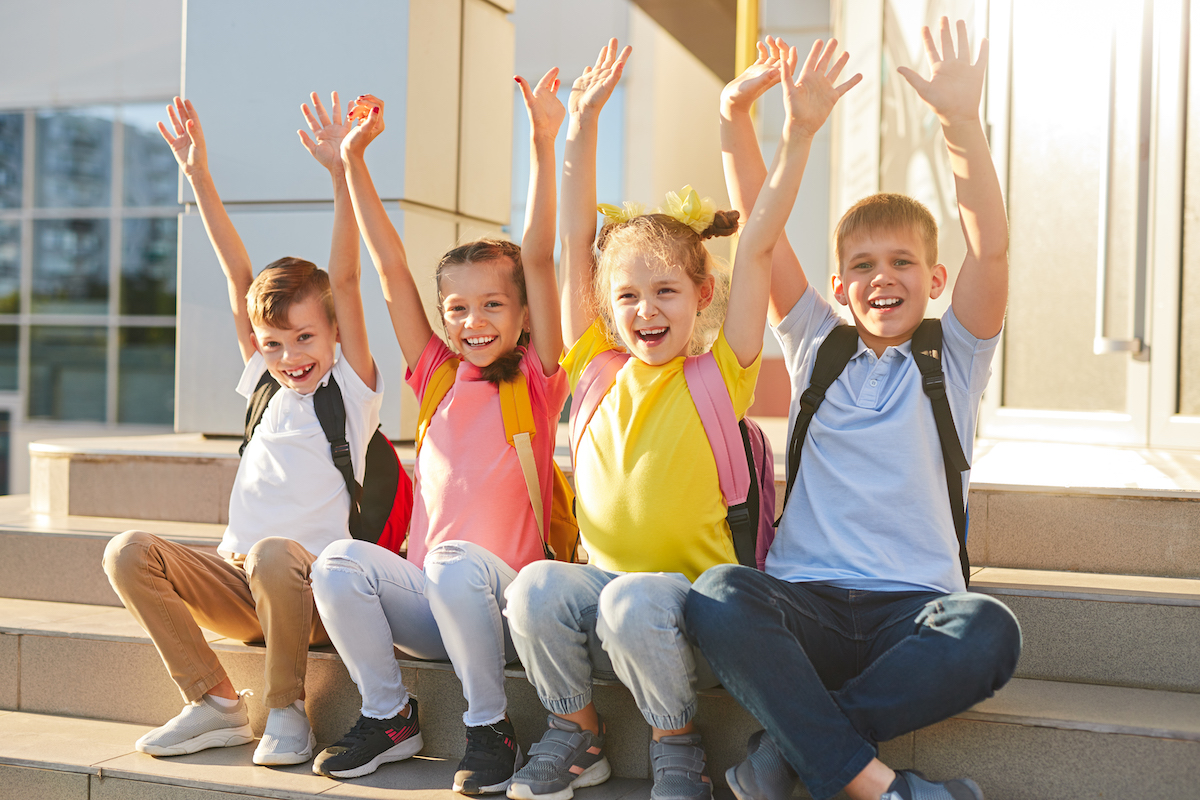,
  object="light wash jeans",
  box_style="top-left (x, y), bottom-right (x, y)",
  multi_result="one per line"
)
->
top-left (311, 539), bottom-right (519, 727)
top-left (504, 560), bottom-right (718, 731)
